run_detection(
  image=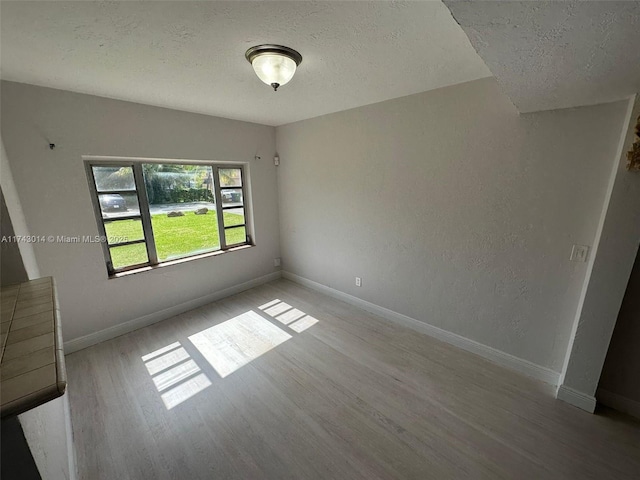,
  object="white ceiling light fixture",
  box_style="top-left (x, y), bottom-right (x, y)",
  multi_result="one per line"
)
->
top-left (245, 45), bottom-right (303, 92)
